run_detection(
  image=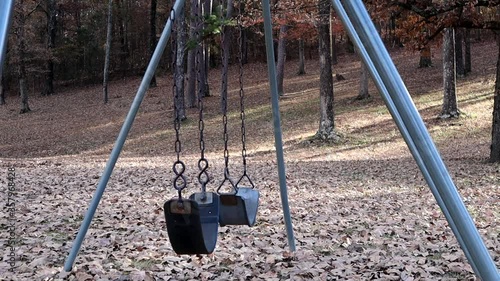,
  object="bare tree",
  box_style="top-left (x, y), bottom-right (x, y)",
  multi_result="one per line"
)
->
top-left (297, 39), bottom-right (305, 75)
top-left (441, 28), bottom-right (459, 118)
top-left (455, 28), bottom-right (465, 77)
top-left (149, 0), bottom-right (157, 88)
top-left (0, 77), bottom-right (5, 105)
top-left (276, 24), bottom-right (287, 96)
top-left (490, 37), bottom-right (500, 162)
top-left (464, 29), bottom-right (472, 74)
top-left (17, 0), bottom-right (31, 114)
top-left (117, 0), bottom-right (129, 77)
top-left (316, 0), bottom-right (338, 141)
top-left (186, 0), bottom-right (197, 108)
top-left (220, 0), bottom-right (233, 111)
top-left (43, 0), bottom-right (56, 96)
top-left (200, 0), bottom-right (211, 97)
top-left (419, 45), bottom-right (432, 68)
top-left (174, 0), bottom-right (186, 120)
top-left (103, 0), bottom-right (113, 104)
top-left (357, 60), bottom-right (370, 100)
top-left (196, 21), bottom-right (206, 98)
